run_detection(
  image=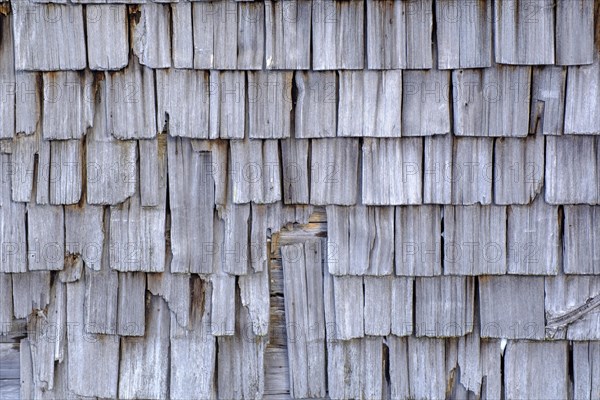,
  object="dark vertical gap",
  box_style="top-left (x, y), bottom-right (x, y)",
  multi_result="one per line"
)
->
top-left (440, 205), bottom-right (445, 275)
top-left (557, 205), bottom-right (565, 274)
top-left (567, 341), bottom-right (575, 399)
top-left (491, 137), bottom-right (497, 203)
